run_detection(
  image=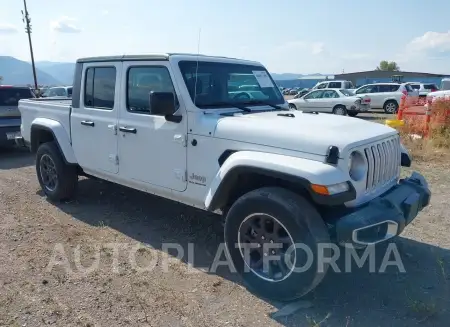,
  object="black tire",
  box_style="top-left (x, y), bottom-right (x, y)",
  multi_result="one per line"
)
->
top-left (332, 105), bottom-right (347, 116)
top-left (36, 141), bottom-right (78, 201)
top-left (289, 103), bottom-right (297, 110)
top-left (348, 111), bottom-right (358, 117)
top-left (383, 100), bottom-right (398, 114)
top-left (224, 187), bottom-right (331, 301)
